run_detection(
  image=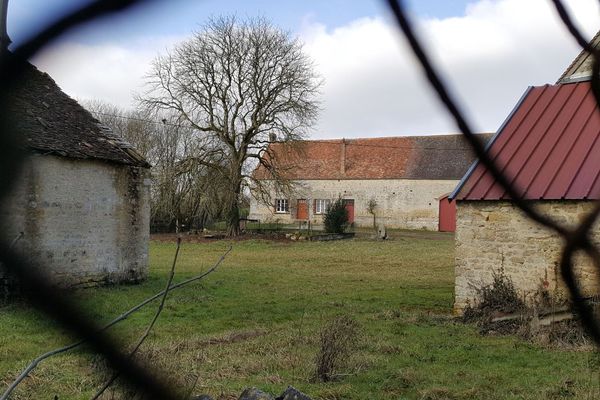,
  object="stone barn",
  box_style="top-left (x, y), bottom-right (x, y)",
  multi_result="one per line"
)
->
top-left (249, 134), bottom-right (490, 230)
top-left (0, 57), bottom-right (151, 289)
top-left (452, 70), bottom-right (600, 312)
top-left (452, 32), bottom-right (600, 313)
